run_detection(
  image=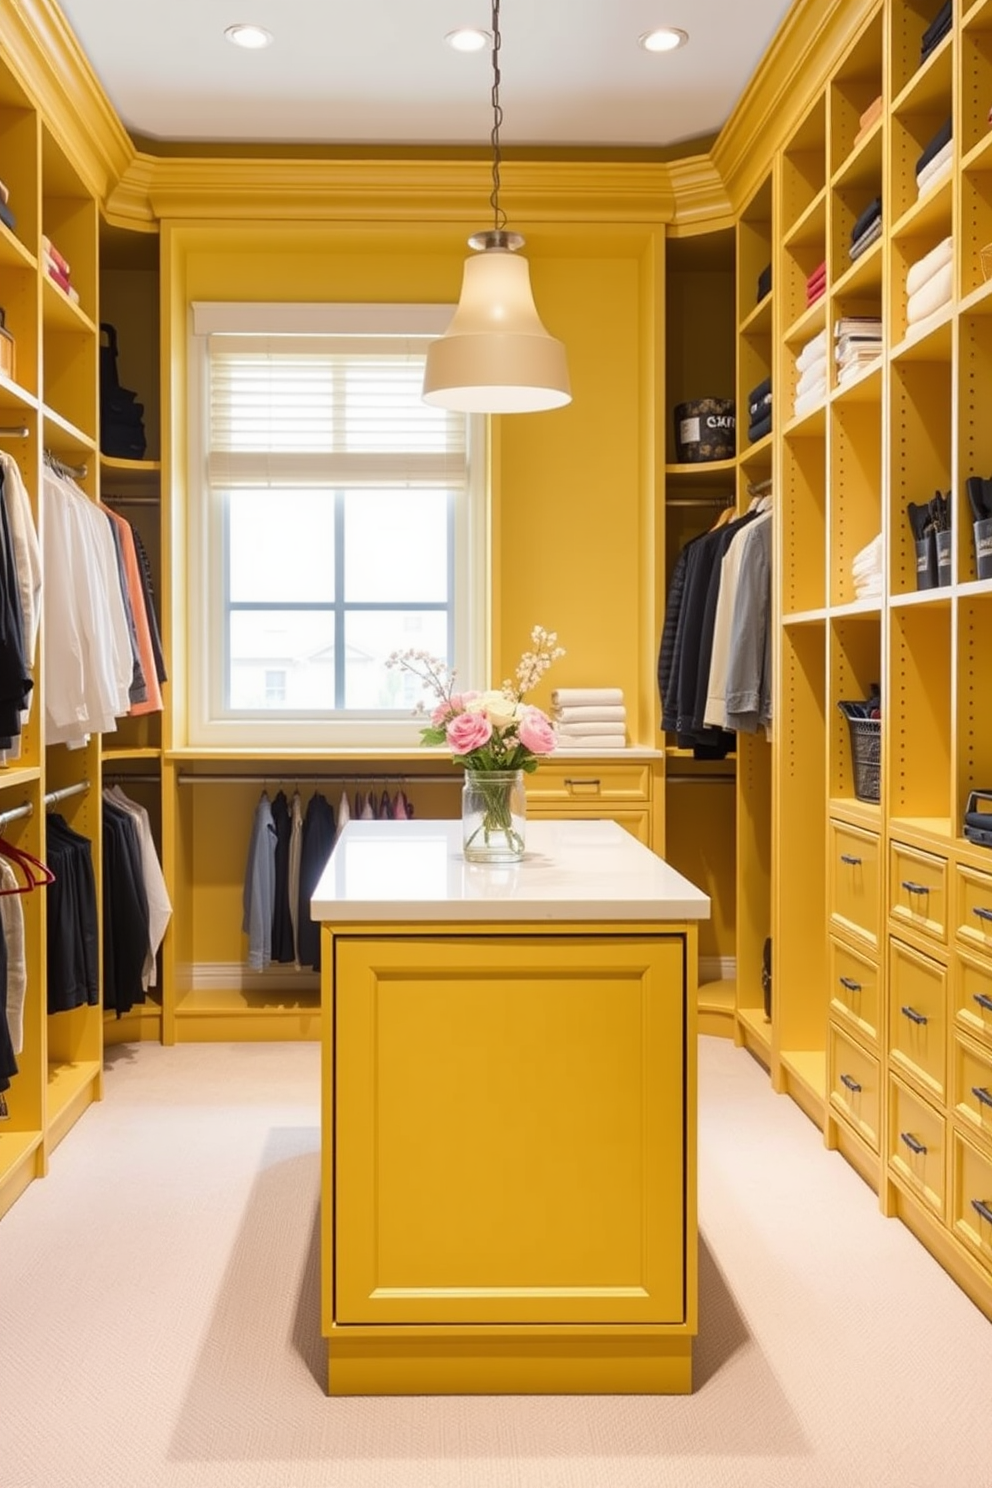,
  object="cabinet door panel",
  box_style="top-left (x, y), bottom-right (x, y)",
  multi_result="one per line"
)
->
top-left (334, 933), bottom-right (685, 1326)
top-left (829, 821), bottom-right (881, 948)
